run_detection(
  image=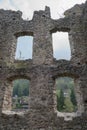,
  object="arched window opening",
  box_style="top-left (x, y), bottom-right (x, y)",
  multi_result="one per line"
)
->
top-left (52, 32), bottom-right (71, 60)
top-left (15, 36), bottom-right (33, 60)
top-left (12, 79), bottom-right (30, 111)
top-left (56, 77), bottom-right (77, 113)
